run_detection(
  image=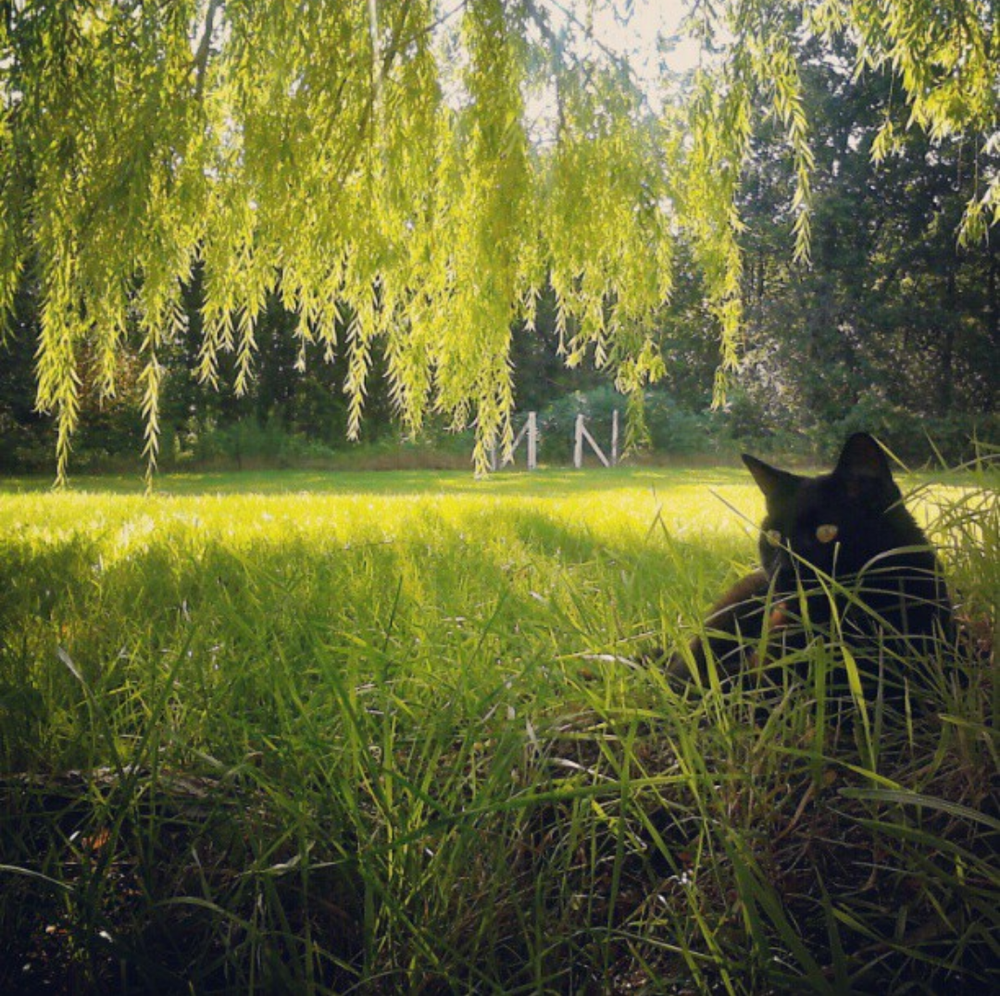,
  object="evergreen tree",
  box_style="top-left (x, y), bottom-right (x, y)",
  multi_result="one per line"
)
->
top-left (0, 2), bottom-right (995, 478)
